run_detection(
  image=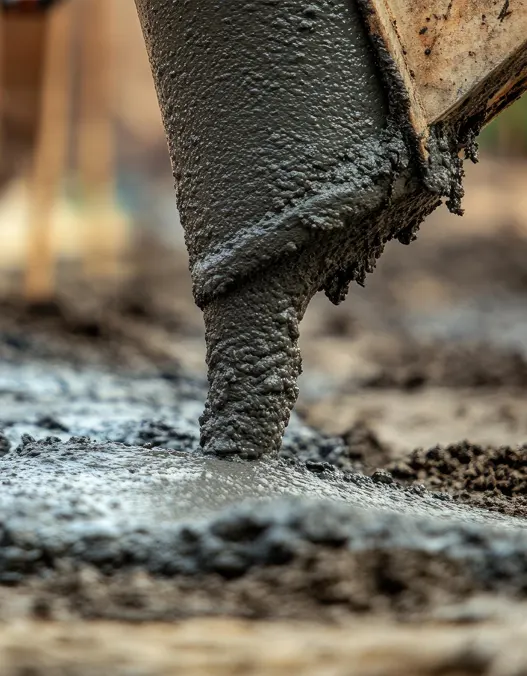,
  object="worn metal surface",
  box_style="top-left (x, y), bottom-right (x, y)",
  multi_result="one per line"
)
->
top-left (362, 0), bottom-right (527, 154)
